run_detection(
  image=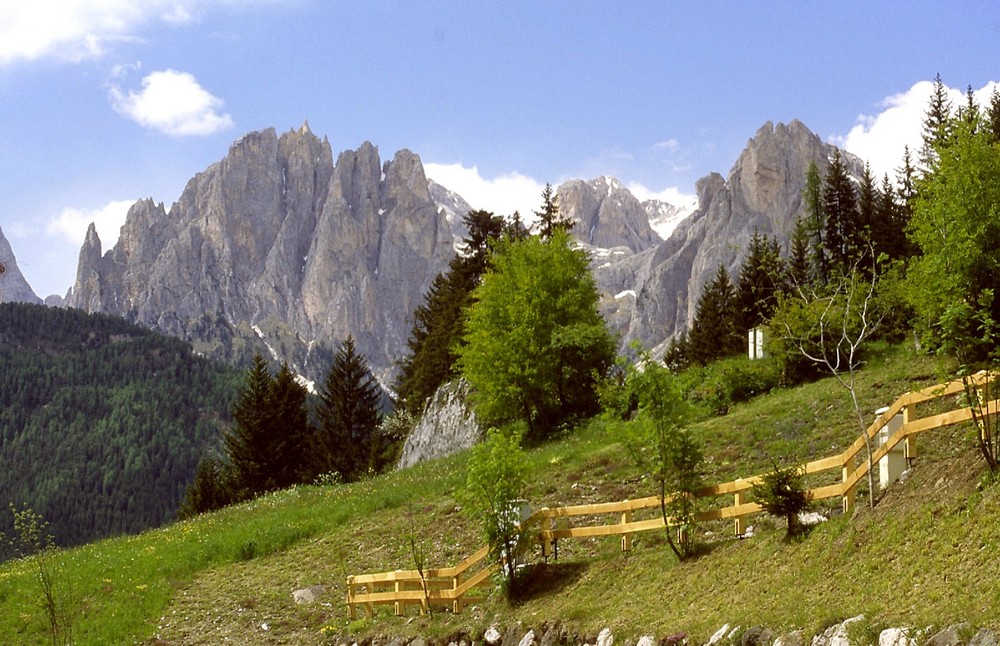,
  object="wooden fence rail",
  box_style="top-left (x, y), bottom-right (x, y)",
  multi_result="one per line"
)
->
top-left (347, 371), bottom-right (997, 619)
